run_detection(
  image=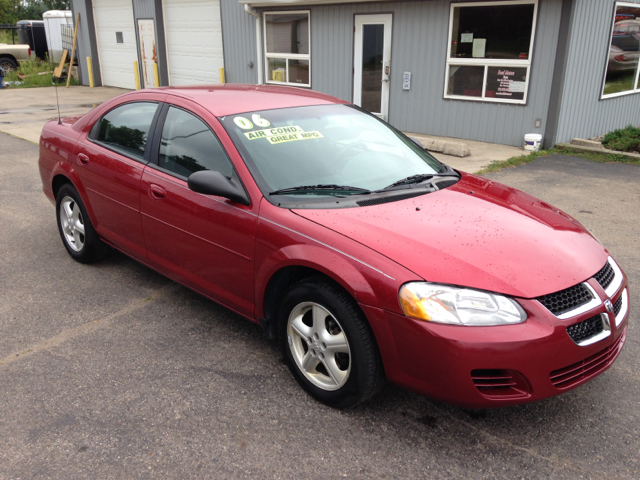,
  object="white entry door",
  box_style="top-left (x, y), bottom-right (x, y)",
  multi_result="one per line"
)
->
top-left (163, 0), bottom-right (225, 85)
top-left (93, 0), bottom-right (138, 89)
top-left (353, 14), bottom-right (393, 121)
